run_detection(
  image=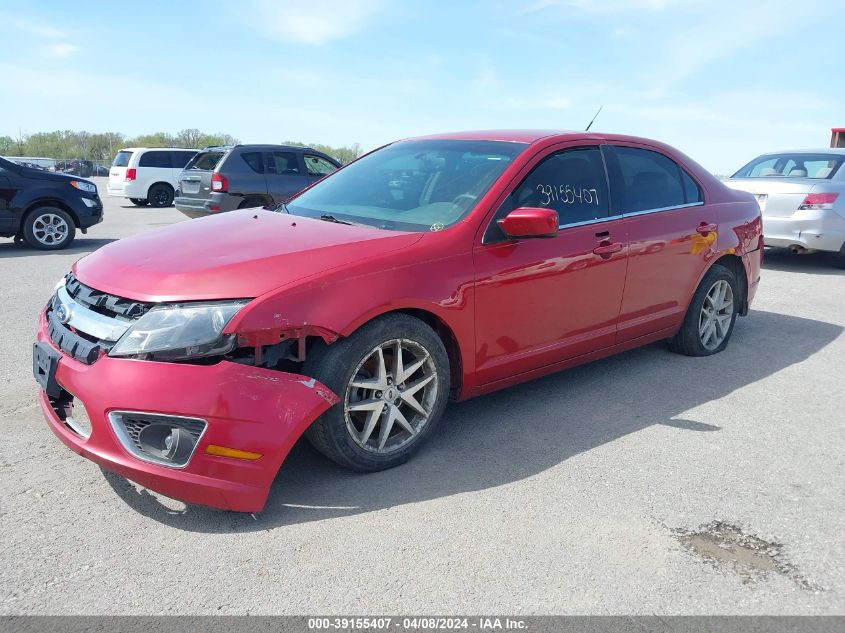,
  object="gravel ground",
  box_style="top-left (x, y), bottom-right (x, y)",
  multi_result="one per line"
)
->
top-left (1, 179), bottom-right (843, 614)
